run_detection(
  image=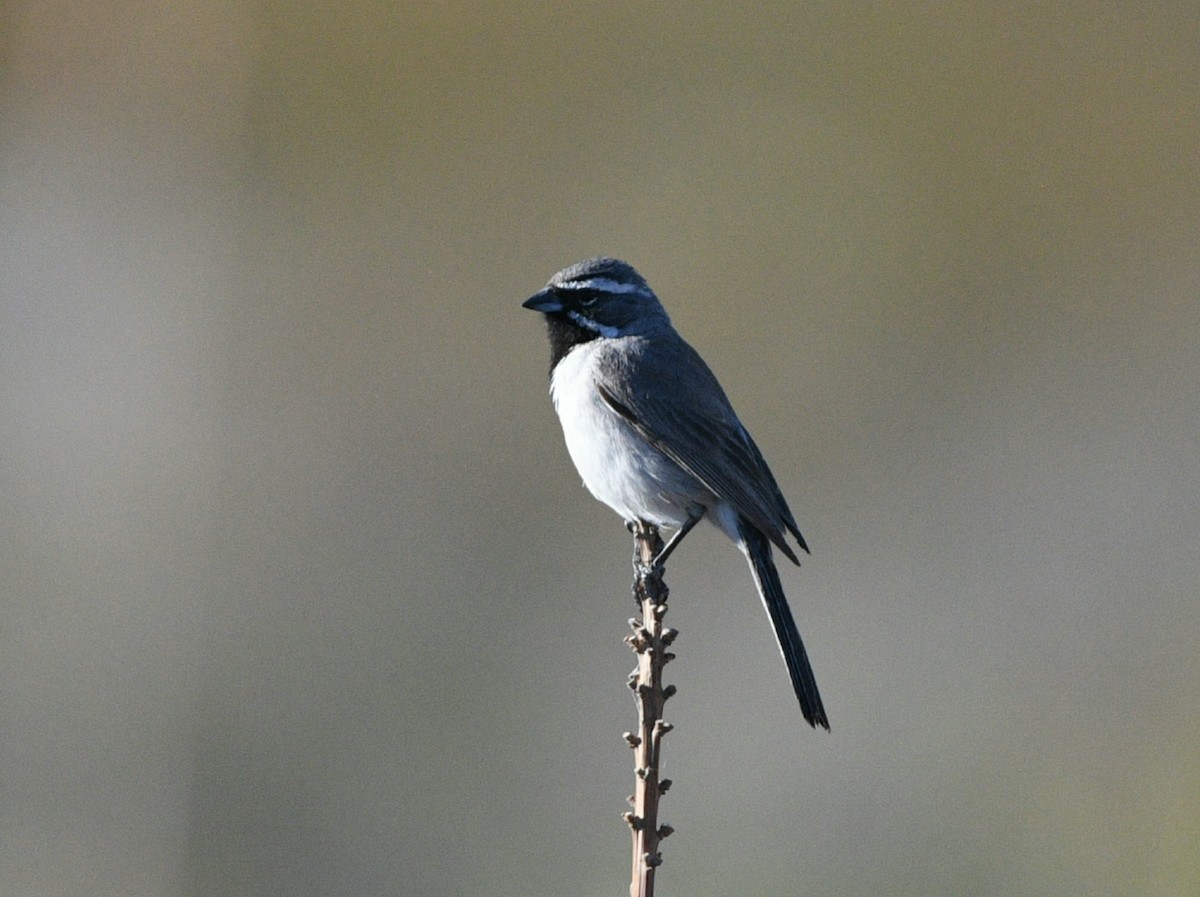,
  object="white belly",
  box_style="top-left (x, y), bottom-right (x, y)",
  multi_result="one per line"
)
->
top-left (549, 340), bottom-right (710, 528)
